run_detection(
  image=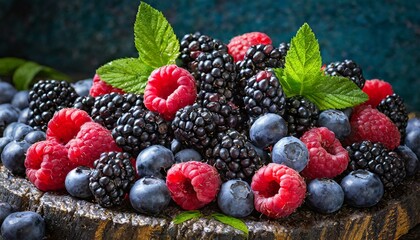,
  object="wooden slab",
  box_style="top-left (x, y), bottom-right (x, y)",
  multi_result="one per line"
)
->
top-left (0, 166), bottom-right (419, 240)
